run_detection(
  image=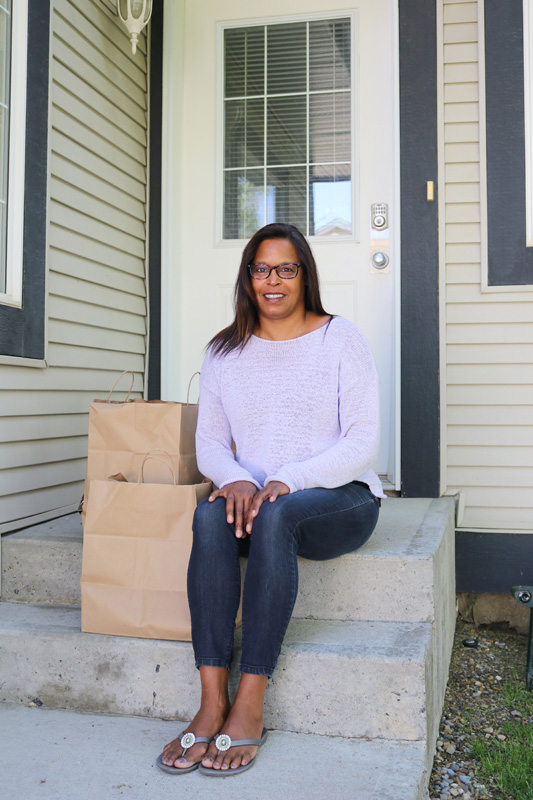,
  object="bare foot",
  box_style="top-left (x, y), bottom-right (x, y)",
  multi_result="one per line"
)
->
top-left (161, 702), bottom-right (229, 770)
top-left (201, 702), bottom-right (265, 772)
